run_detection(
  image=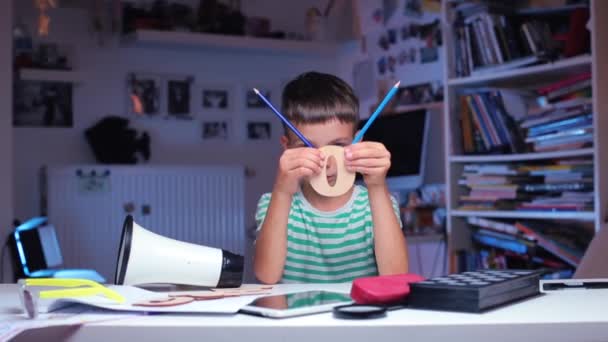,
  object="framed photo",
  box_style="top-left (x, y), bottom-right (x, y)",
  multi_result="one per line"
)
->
top-left (202, 119), bottom-right (231, 142)
top-left (247, 121), bottom-right (272, 140)
top-left (245, 85), bottom-right (272, 109)
top-left (127, 73), bottom-right (161, 117)
top-left (13, 80), bottom-right (73, 127)
top-left (199, 84), bottom-right (233, 112)
top-left (166, 75), bottom-right (194, 120)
